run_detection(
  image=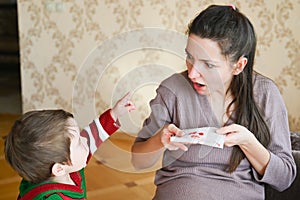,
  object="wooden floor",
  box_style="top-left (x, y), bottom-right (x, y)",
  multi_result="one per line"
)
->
top-left (0, 113), bottom-right (157, 200)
